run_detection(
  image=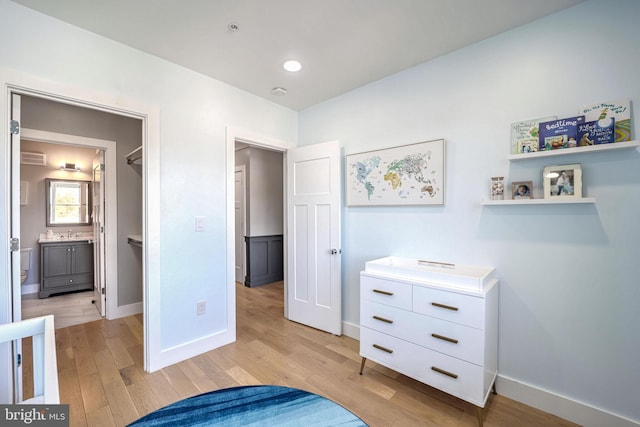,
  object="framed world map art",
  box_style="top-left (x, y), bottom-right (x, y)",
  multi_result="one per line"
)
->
top-left (346, 139), bottom-right (445, 206)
